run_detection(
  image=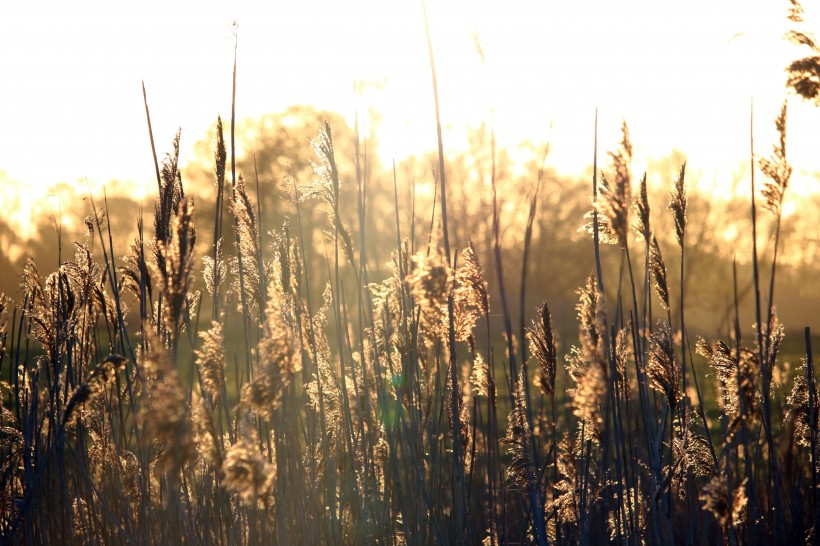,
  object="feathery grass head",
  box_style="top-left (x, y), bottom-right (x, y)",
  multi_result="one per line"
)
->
top-left (406, 247), bottom-right (451, 339)
top-left (698, 338), bottom-right (760, 436)
top-left (446, 358), bottom-right (472, 467)
top-left (607, 119), bottom-right (633, 201)
top-left (700, 474), bottom-right (747, 529)
top-left (565, 278), bottom-right (608, 442)
top-left (240, 276), bottom-right (300, 418)
top-left (306, 121), bottom-right (341, 207)
top-left (302, 122), bottom-right (359, 272)
top-left (502, 367), bottom-right (536, 492)
top-left (61, 355), bottom-right (127, 429)
top-left (673, 423), bottom-right (714, 483)
top-left (567, 350), bottom-right (606, 446)
top-left (647, 320), bottom-right (681, 413)
top-left (763, 311), bottom-right (785, 370)
top-left (121, 237), bottom-right (153, 304)
top-left (138, 330), bottom-right (193, 474)
top-left (305, 352), bottom-right (343, 480)
top-left (550, 432), bottom-right (580, 527)
top-left (221, 437), bottom-right (275, 508)
top-left (231, 174), bottom-right (264, 313)
top-left (158, 196), bottom-right (197, 338)
top-left (758, 101), bottom-right (792, 216)
top-left (576, 275), bottom-right (605, 365)
top-left (527, 301), bottom-right (557, 400)
top-left (453, 242), bottom-right (489, 340)
top-left (786, 0), bottom-right (820, 103)
top-left (455, 241), bottom-right (489, 316)
top-left (202, 239), bottom-right (227, 297)
top-left (788, 0), bottom-right (805, 23)
top-left (614, 323), bottom-right (633, 384)
top-left (154, 130), bottom-right (185, 274)
top-left (632, 173), bottom-right (651, 242)
top-left (667, 162), bottom-right (687, 248)
top-left (649, 235), bottom-right (670, 310)
top-left (195, 321), bottom-right (226, 403)
top-left (369, 251), bottom-right (405, 358)
top-left (191, 393), bottom-right (222, 468)
top-left (469, 353), bottom-right (494, 399)
top-left (408, 249), bottom-right (450, 311)
top-left (785, 356), bottom-right (818, 448)
top-left (598, 120), bottom-right (632, 244)
top-left (595, 172), bottom-right (629, 247)
top-left (787, 55), bottom-right (820, 103)
top-left (582, 122), bottom-right (632, 247)
top-left (697, 338), bottom-right (738, 413)
top-left (214, 115), bottom-right (227, 187)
